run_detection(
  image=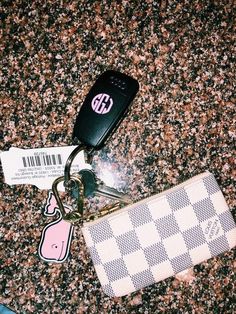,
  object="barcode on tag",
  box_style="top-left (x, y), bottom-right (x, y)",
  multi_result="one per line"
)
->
top-left (22, 154), bottom-right (63, 167)
top-left (1, 146), bottom-right (91, 190)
